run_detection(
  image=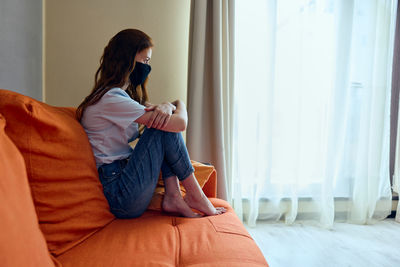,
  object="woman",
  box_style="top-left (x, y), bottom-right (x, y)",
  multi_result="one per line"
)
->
top-left (77, 29), bottom-right (226, 218)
